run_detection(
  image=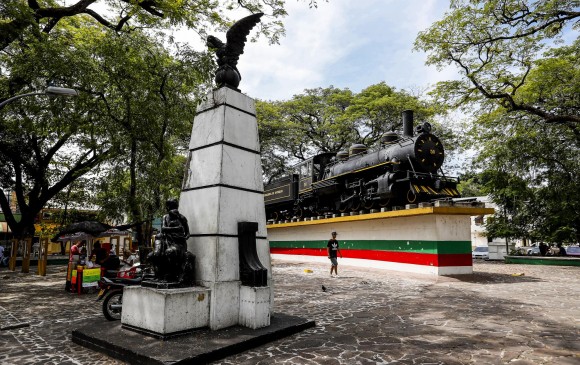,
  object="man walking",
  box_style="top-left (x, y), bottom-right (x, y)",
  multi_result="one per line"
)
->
top-left (327, 231), bottom-right (342, 277)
